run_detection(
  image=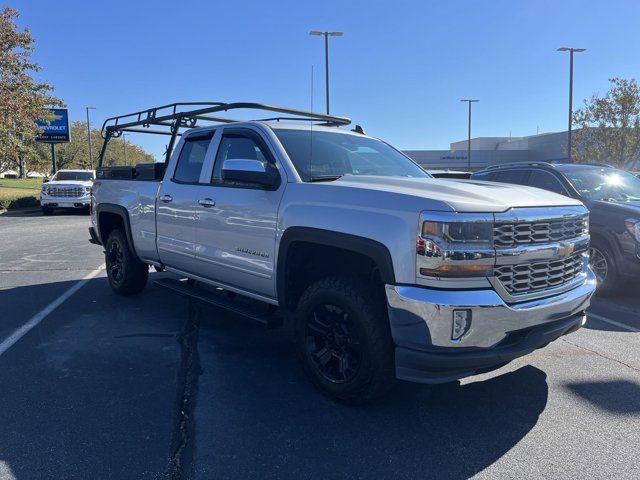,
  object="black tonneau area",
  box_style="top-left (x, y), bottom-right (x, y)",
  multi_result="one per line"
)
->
top-left (96, 162), bottom-right (166, 181)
